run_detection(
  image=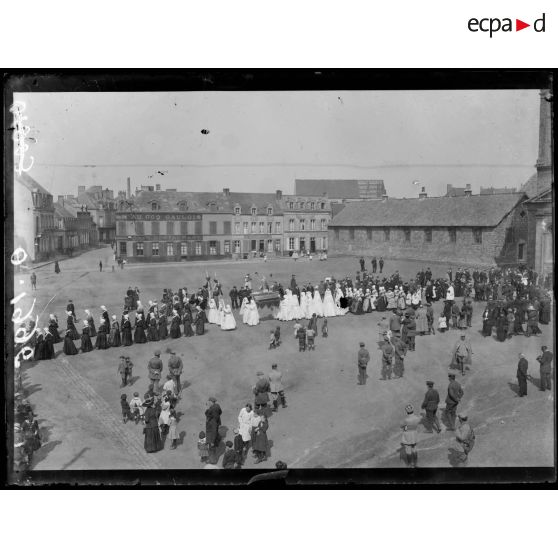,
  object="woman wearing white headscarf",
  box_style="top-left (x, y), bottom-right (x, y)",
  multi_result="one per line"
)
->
top-left (239, 297), bottom-right (249, 320)
top-left (246, 298), bottom-right (260, 326)
top-left (274, 296), bottom-right (289, 321)
top-left (207, 298), bottom-right (219, 324)
top-left (85, 309), bottom-right (96, 337)
top-left (322, 287), bottom-right (337, 318)
top-left (221, 304), bottom-right (237, 330)
top-left (312, 287), bottom-right (324, 317)
top-left (217, 299), bottom-right (226, 326)
top-left (291, 291), bottom-right (304, 320)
